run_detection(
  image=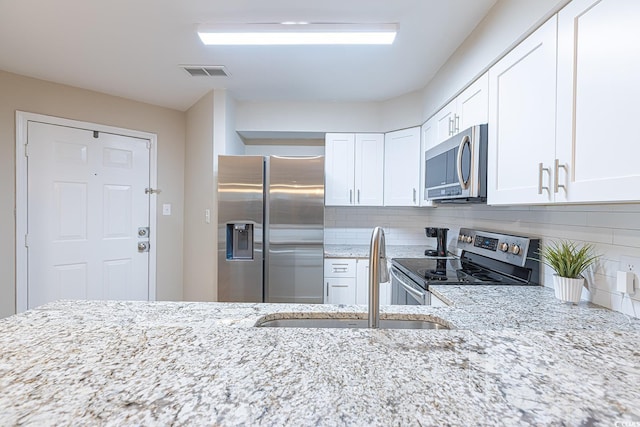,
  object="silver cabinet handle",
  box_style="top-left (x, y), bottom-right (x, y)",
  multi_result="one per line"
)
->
top-left (448, 117), bottom-right (454, 136)
top-left (538, 163), bottom-right (550, 195)
top-left (413, 188), bottom-right (417, 203)
top-left (454, 114), bottom-right (460, 134)
top-left (349, 189), bottom-right (353, 204)
top-left (357, 189), bottom-right (360, 204)
top-left (554, 159), bottom-right (567, 193)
